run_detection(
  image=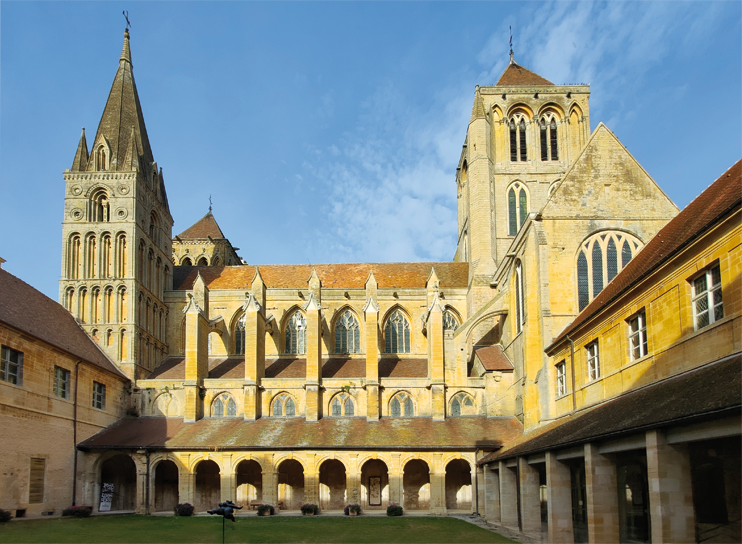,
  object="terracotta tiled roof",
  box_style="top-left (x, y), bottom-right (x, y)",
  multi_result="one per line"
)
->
top-left (78, 415), bottom-right (523, 451)
top-left (496, 62), bottom-right (553, 86)
top-left (0, 269), bottom-right (126, 379)
top-left (172, 262), bottom-right (468, 290)
top-left (472, 345), bottom-right (514, 372)
top-left (147, 356), bottom-right (429, 380)
top-left (176, 211), bottom-right (227, 240)
top-left (478, 354), bottom-right (741, 465)
top-left (550, 159), bottom-right (742, 349)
